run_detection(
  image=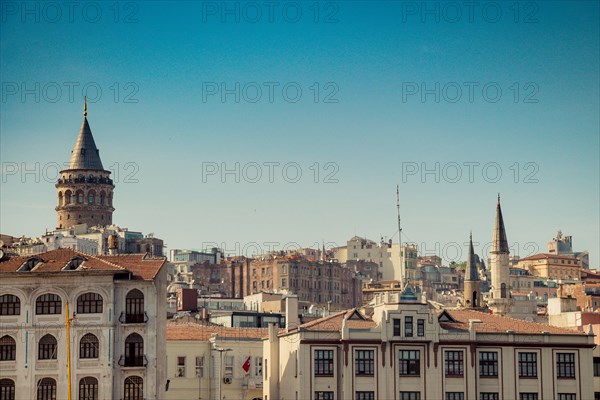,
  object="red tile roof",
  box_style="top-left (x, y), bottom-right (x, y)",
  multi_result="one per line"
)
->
top-left (519, 253), bottom-right (580, 262)
top-left (442, 309), bottom-right (583, 335)
top-left (0, 248), bottom-right (165, 281)
top-left (167, 322), bottom-right (268, 341)
top-left (299, 309), bottom-right (377, 332)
